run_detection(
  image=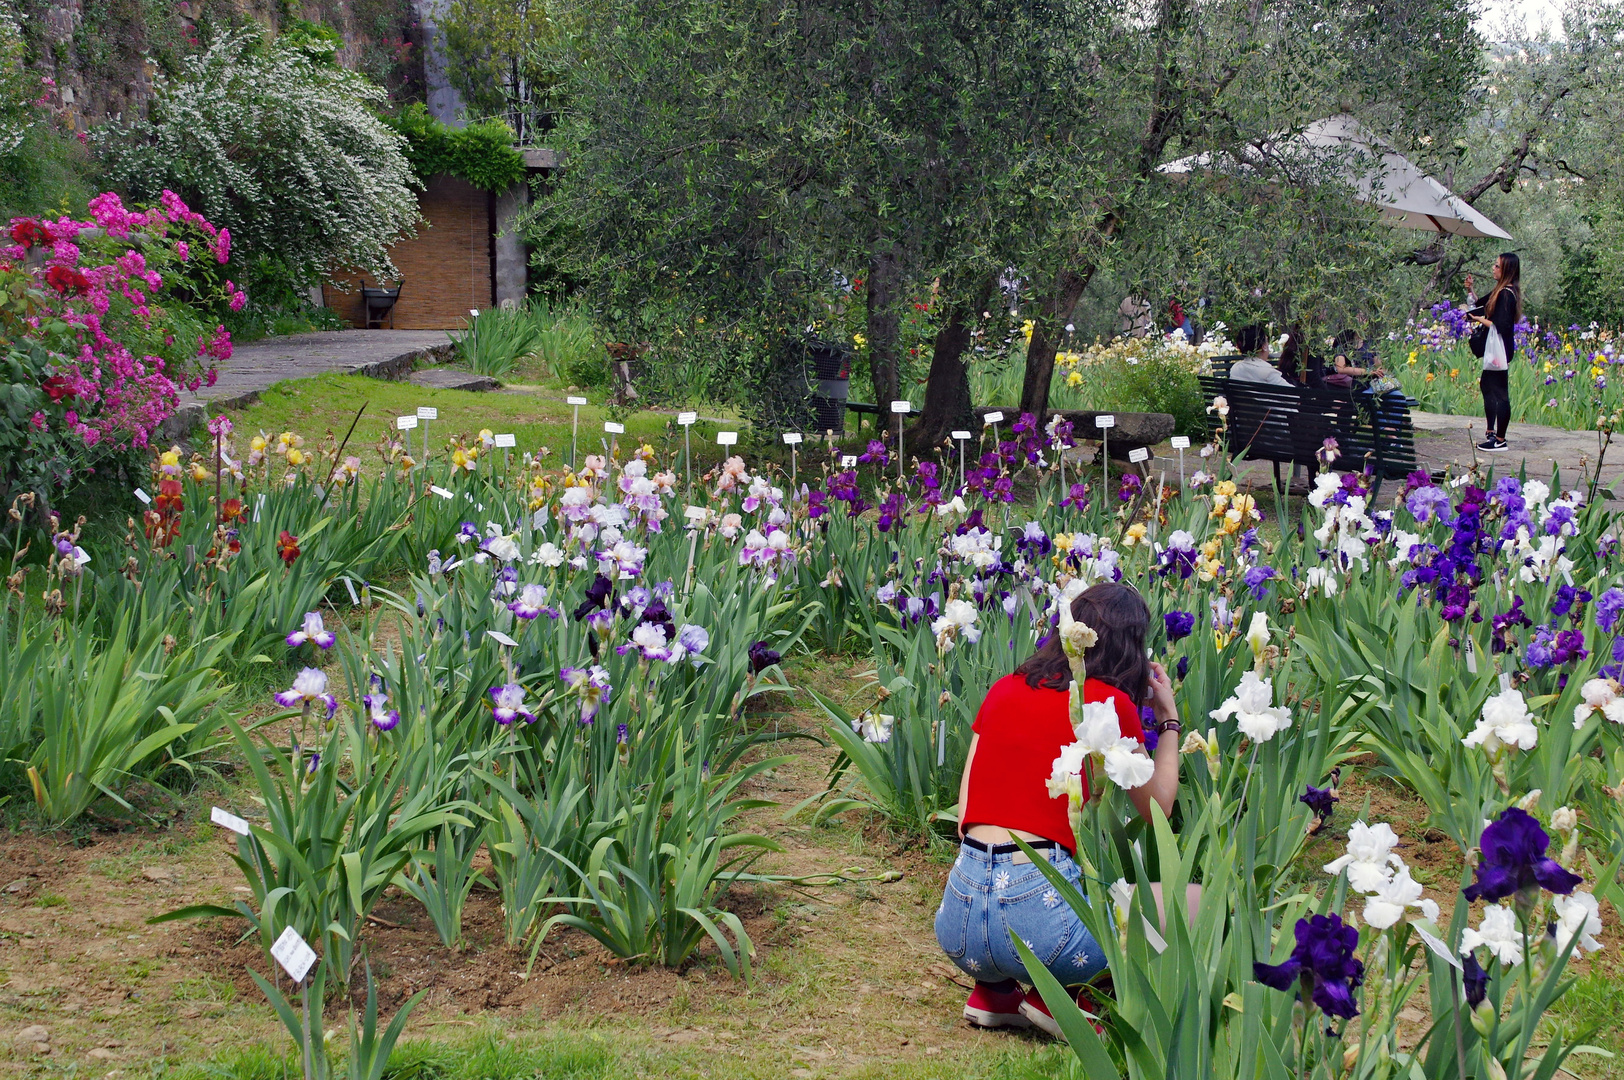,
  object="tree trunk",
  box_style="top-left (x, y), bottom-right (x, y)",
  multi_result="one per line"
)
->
top-left (914, 279), bottom-right (992, 449)
top-left (1019, 267), bottom-right (1095, 418)
top-left (865, 244), bottom-right (903, 409)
